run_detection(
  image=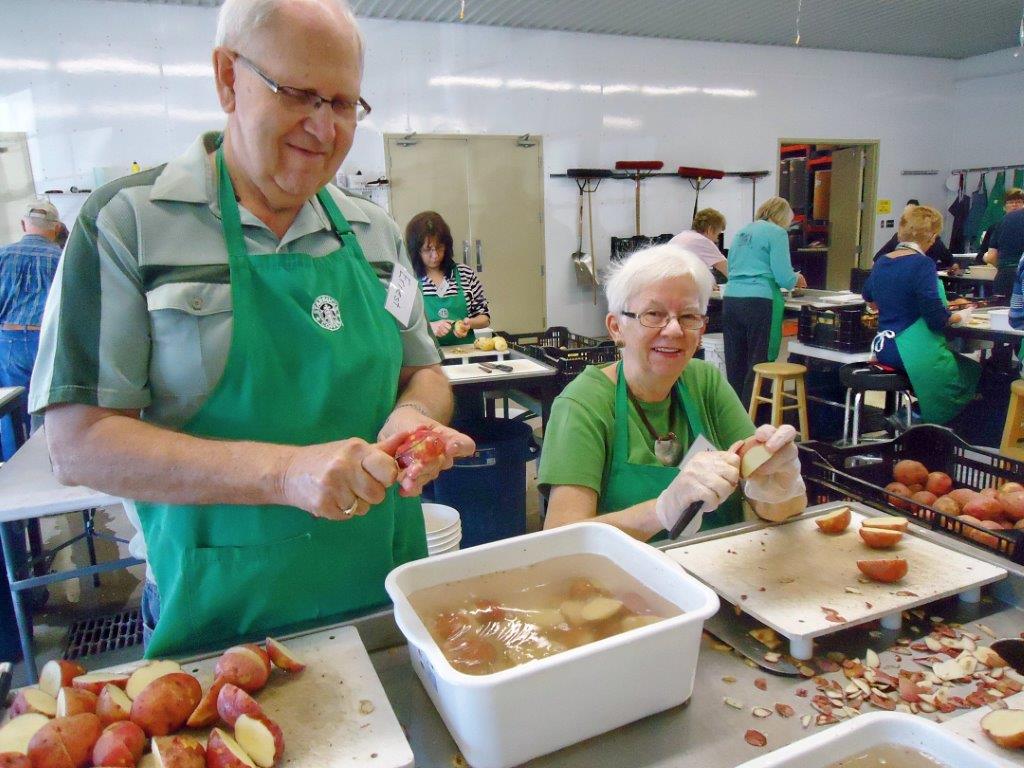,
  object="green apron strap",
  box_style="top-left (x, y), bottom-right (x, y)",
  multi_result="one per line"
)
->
top-left (767, 284), bottom-right (785, 361)
top-left (216, 148), bottom-right (249, 264)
